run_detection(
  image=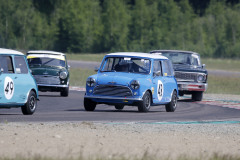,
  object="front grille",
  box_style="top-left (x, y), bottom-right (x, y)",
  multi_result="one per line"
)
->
top-left (175, 72), bottom-right (196, 82)
top-left (33, 75), bottom-right (60, 85)
top-left (93, 85), bottom-right (132, 97)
